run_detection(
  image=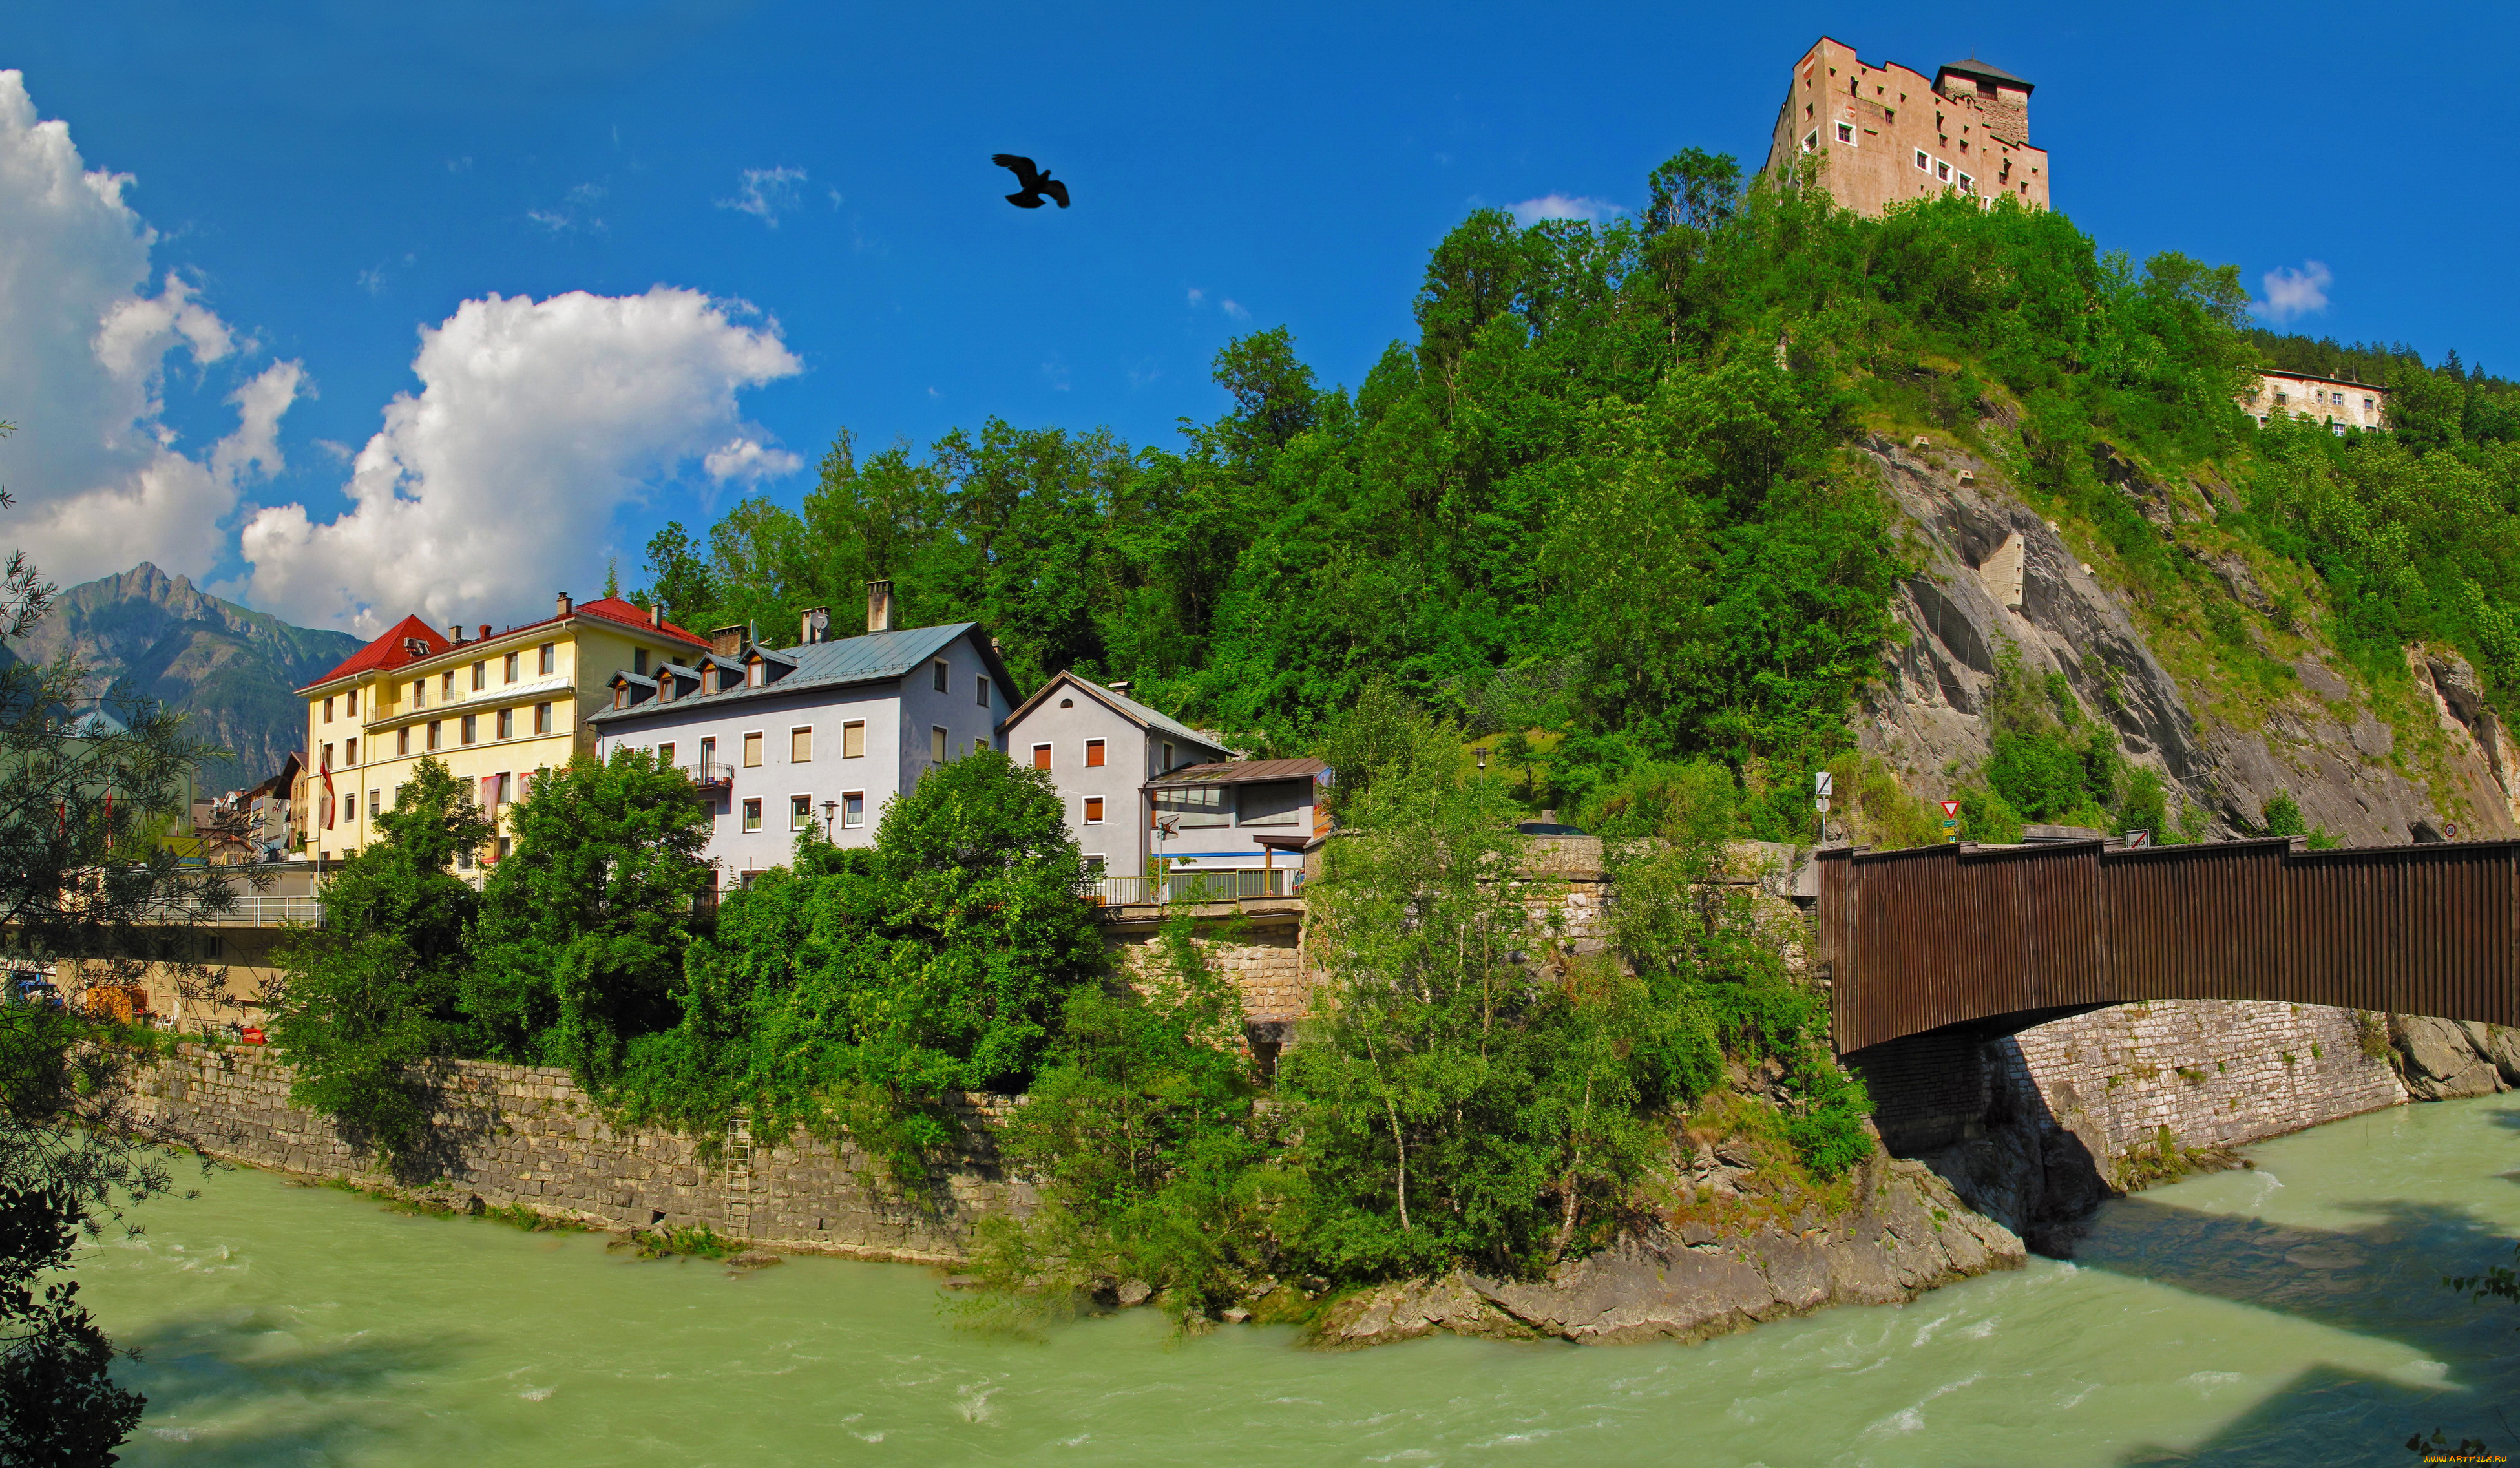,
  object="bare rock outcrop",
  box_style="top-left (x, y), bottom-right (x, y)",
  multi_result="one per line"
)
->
top-left (1858, 435), bottom-right (2520, 845)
